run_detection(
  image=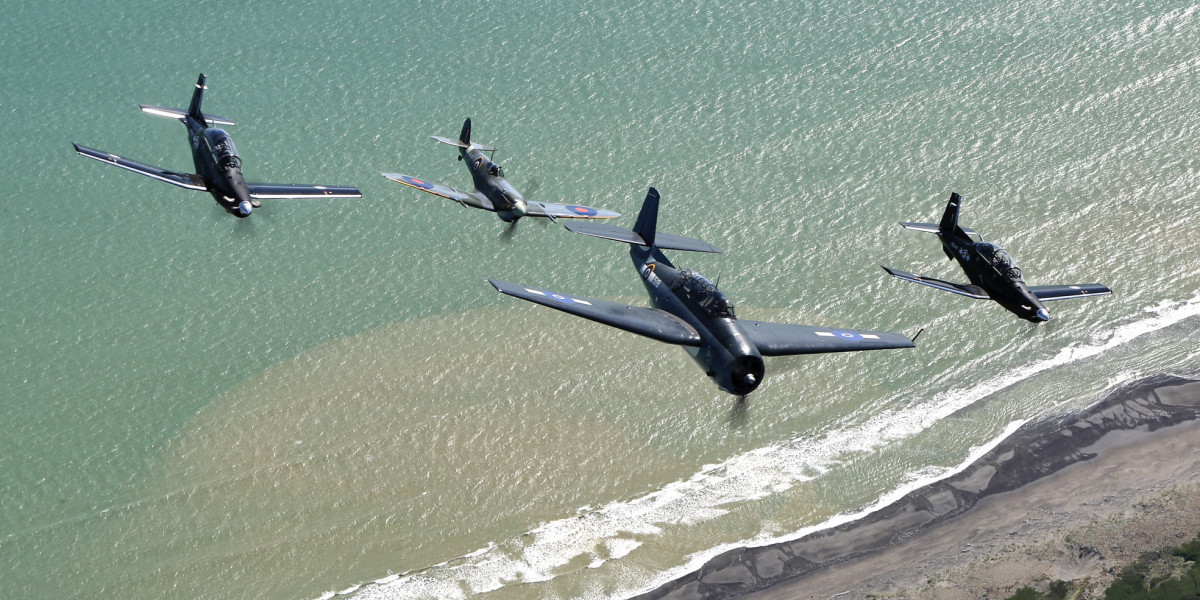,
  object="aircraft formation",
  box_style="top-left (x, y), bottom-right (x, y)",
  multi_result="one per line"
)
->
top-left (73, 74), bottom-right (1112, 397)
